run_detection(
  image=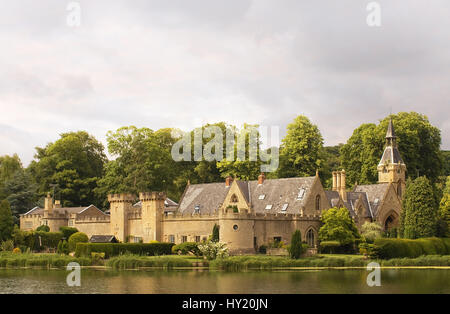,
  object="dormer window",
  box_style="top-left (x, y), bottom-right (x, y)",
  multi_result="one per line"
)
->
top-left (281, 203), bottom-right (288, 212)
top-left (265, 204), bottom-right (273, 210)
top-left (297, 188), bottom-right (306, 200)
top-left (194, 205), bottom-right (200, 214)
top-left (258, 194), bottom-right (265, 200)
